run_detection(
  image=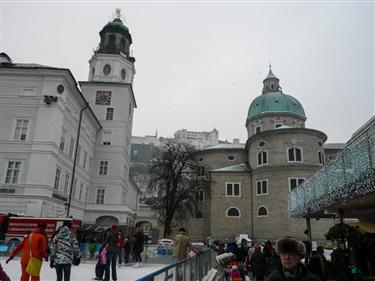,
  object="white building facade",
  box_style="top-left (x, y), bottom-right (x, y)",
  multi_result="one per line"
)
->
top-left (174, 128), bottom-right (219, 149)
top-left (0, 17), bottom-right (139, 228)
